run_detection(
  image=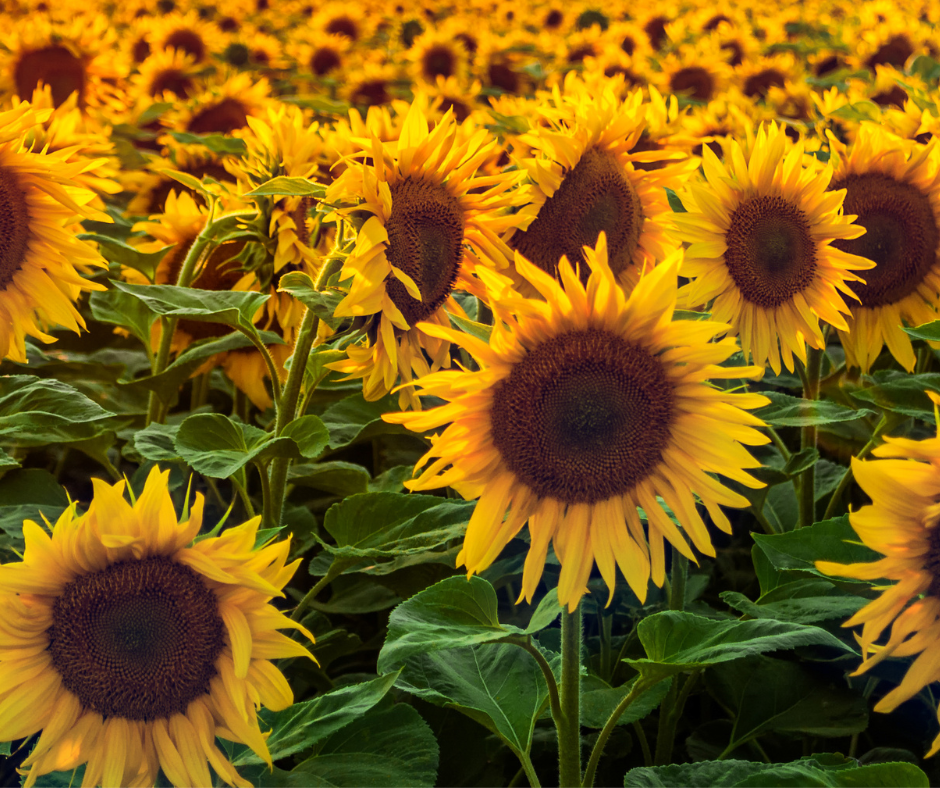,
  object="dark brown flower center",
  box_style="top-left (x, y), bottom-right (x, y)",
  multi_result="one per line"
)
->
top-left (325, 15), bottom-right (358, 40)
top-left (48, 557), bottom-right (225, 721)
top-left (0, 167), bottom-right (31, 291)
top-left (831, 173), bottom-right (939, 308)
top-left (385, 177), bottom-right (464, 327)
top-left (163, 29), bottom-right (206, 62)
top-left (351, 79), bottom-right (390, 107)
top-left (669, 67), bottom-right (715, 101)
top-left (927, 524), bottom-right (940, 598)
top-left (310, 47), bottom-right (341, 76)
top-left (487, 62), bottom-right (520, 93)
top-left (15, 46), bottom-right (85, 108)
top-left (724, 195), bottom-right (818, 307)
top-left (743, 68), bottom-right (786, 98)
top-left (422, 44), bottom-right (456, 79)
top-left (187, 98), bottom-right (250, 134)
top-left (149, 68), bottom-right (193, 98)
top-left (867, 34), bottom-right (914, 70)
top-left (511, 147), bottom-right (642, 282)
top-left (490, 329), bottom-right (675, 504)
